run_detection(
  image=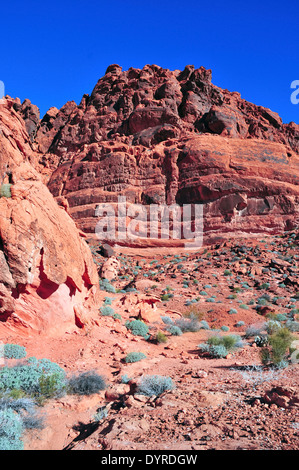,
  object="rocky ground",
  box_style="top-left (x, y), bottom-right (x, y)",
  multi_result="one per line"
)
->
top-left (2, 230), bottom-right (298, 451)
